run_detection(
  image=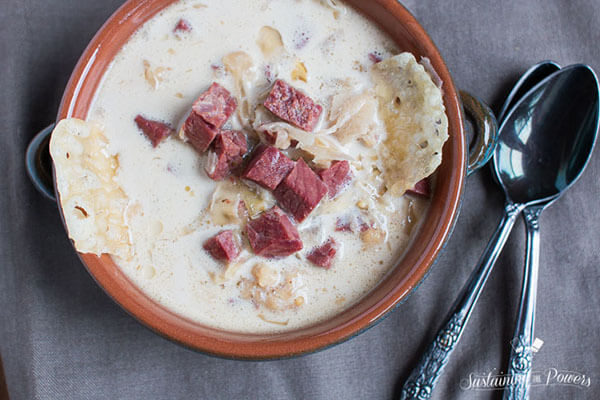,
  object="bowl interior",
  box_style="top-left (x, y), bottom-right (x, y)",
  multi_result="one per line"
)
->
top-left (56, 0), bottom-right (465, 359)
